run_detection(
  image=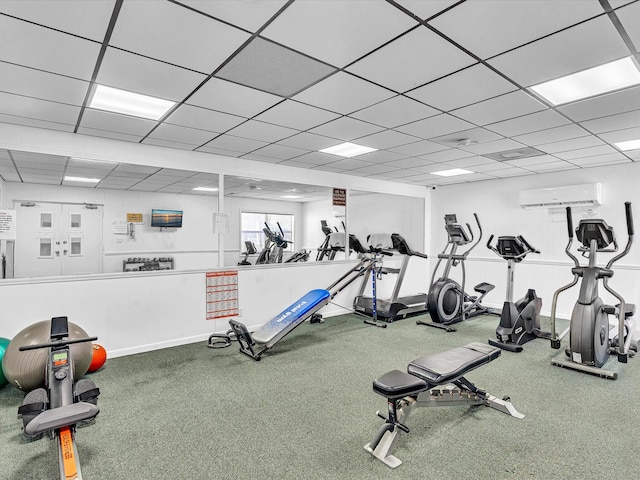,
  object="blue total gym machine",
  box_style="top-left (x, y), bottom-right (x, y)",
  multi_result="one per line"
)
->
top-left (208, 235), bottom-right (388, 361)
